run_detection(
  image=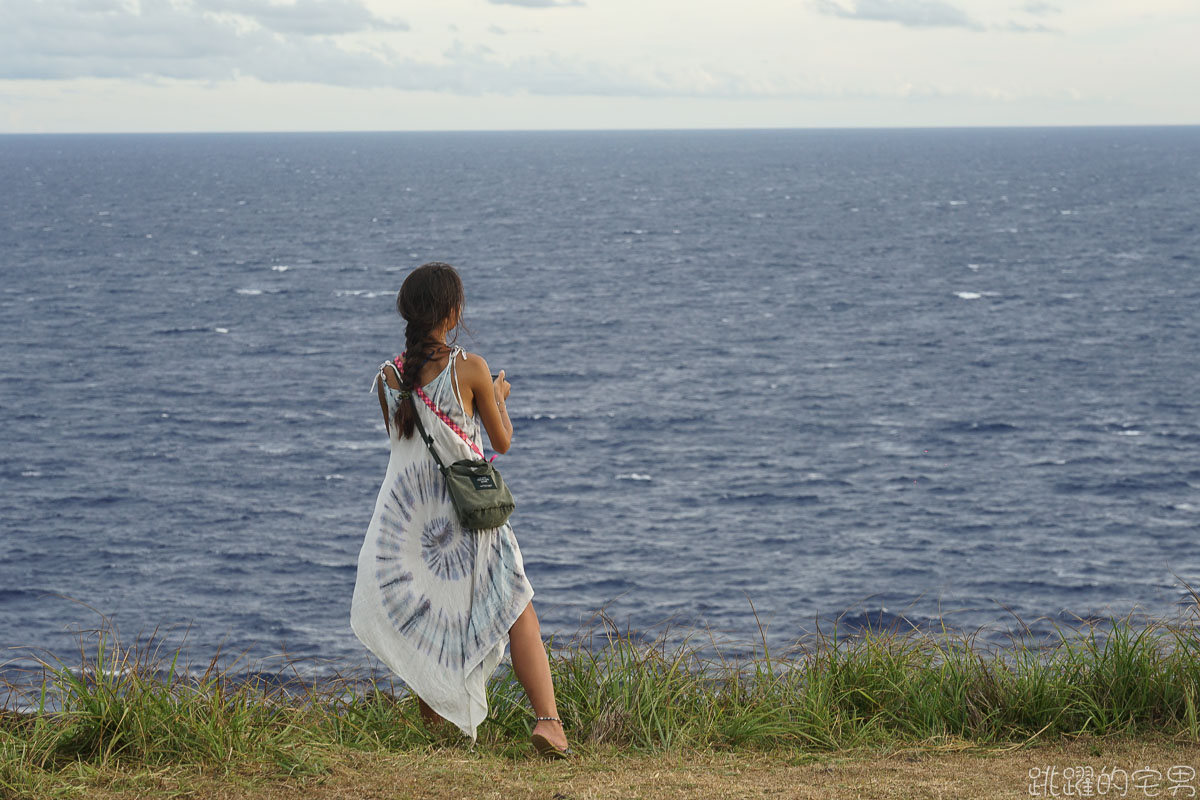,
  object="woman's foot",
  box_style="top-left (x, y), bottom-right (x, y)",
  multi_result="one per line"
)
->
top-left (417, 697), bottom-right (452, 733)
top-left (530, 716), bottom-right (571, 756)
